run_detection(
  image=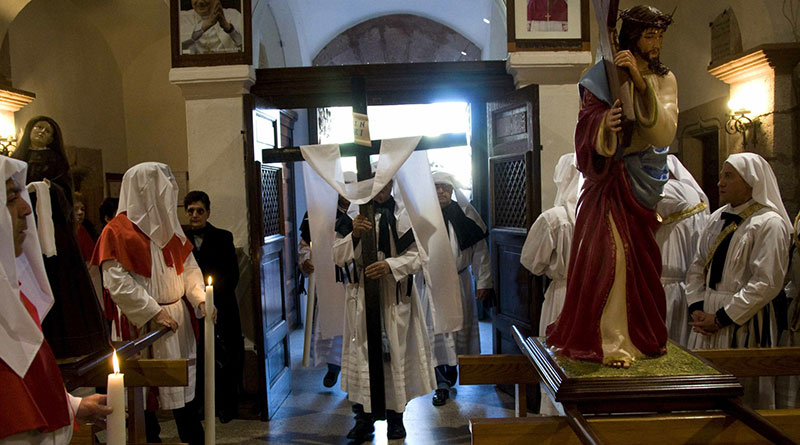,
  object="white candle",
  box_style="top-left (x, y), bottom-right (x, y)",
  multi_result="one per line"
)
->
top-left (106, 350), bottom-right (126, 445)
top-left (205, 277), bottom-right (215, 445)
